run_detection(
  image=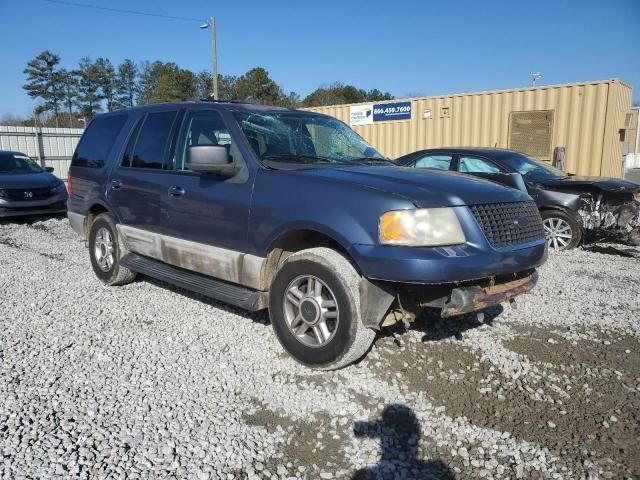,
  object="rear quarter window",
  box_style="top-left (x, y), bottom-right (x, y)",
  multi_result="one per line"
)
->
top-left (71, 114), bottom-right (128, 168)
